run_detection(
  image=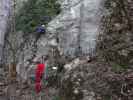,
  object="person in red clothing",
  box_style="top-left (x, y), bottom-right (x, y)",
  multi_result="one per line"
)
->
top-left (35, 63), bottom-right (45, 93)
top-left (35, 56), bottom-right (48, 93)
